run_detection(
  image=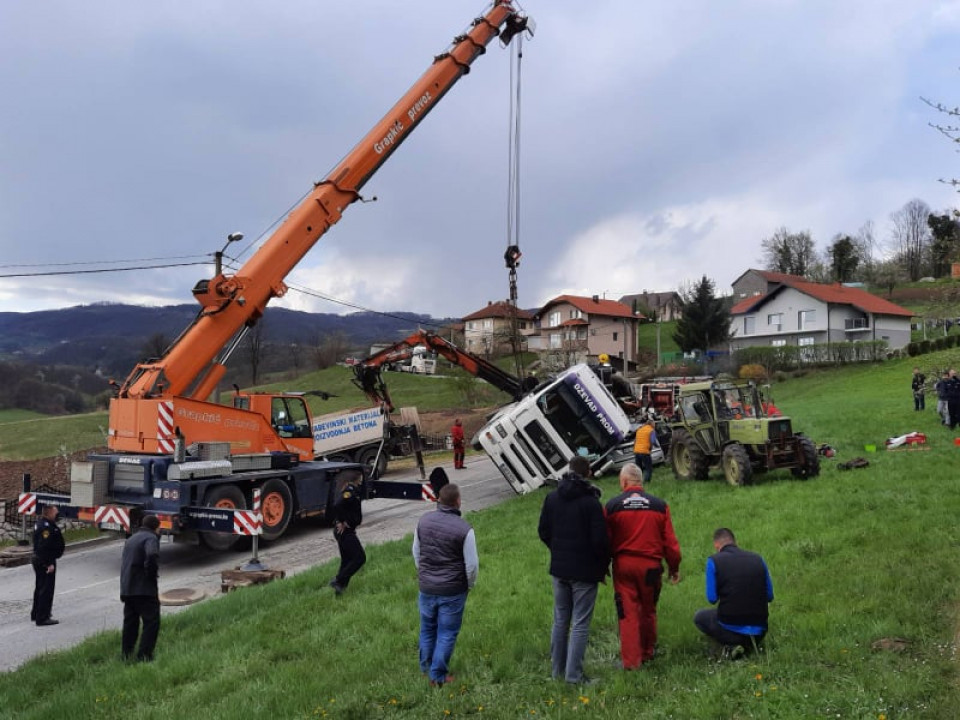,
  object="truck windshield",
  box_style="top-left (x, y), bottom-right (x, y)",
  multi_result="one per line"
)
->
top-left (536, 382), bottom-right (620, 457)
